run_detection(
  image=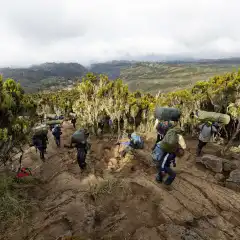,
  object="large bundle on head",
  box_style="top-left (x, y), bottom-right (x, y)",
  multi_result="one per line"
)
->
top-left (155, 107), bottom-right (181, 121)
top-left (195, 110), bottom-right (230, 125)
top-left (32, 124), bottom-right (48, 137)
top-left (71, 129), bottom-right (89, 144)
top-left (45, 120), bottom-right (63, 126)
top-left (46, 114), bottom-right (57, 120)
